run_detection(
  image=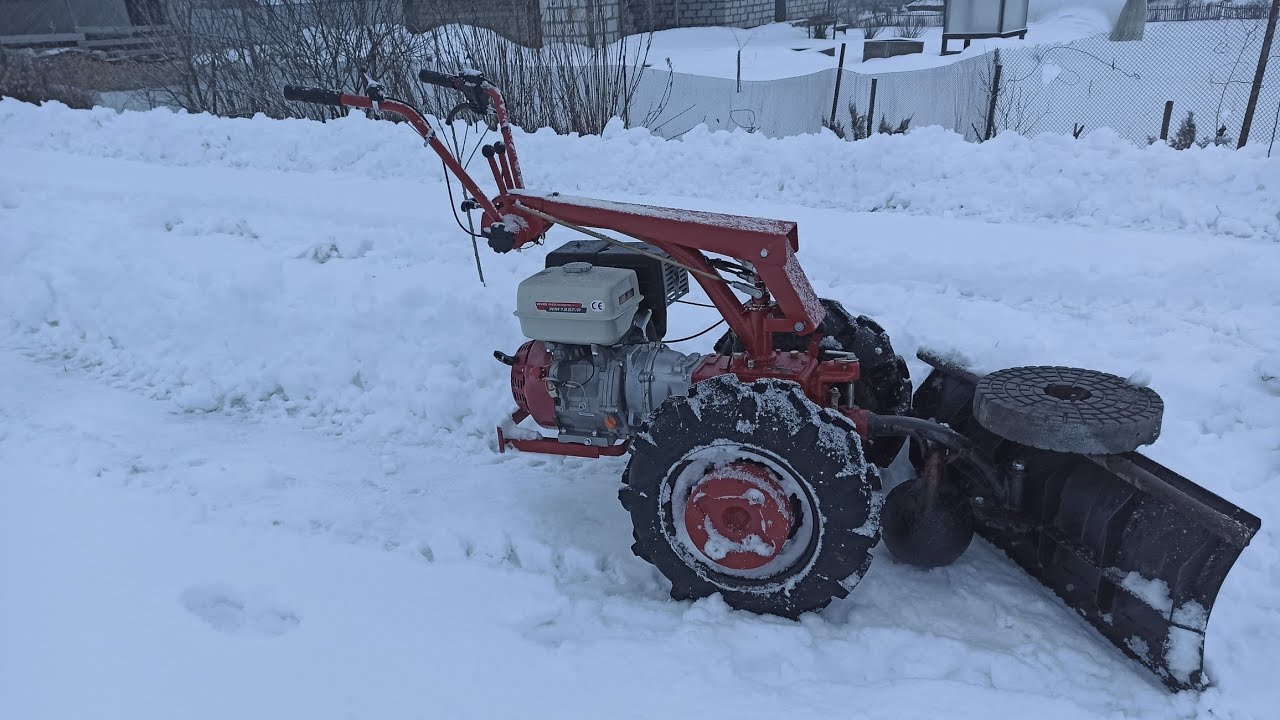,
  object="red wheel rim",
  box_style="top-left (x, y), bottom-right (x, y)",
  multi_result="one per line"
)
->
top-left (683, 461), bottom-right (794, 571)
